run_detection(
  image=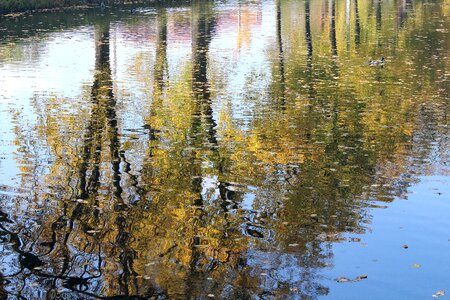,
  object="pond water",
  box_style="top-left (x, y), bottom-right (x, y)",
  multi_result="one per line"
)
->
top-left (0, 0), bottom-right (448, 298)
